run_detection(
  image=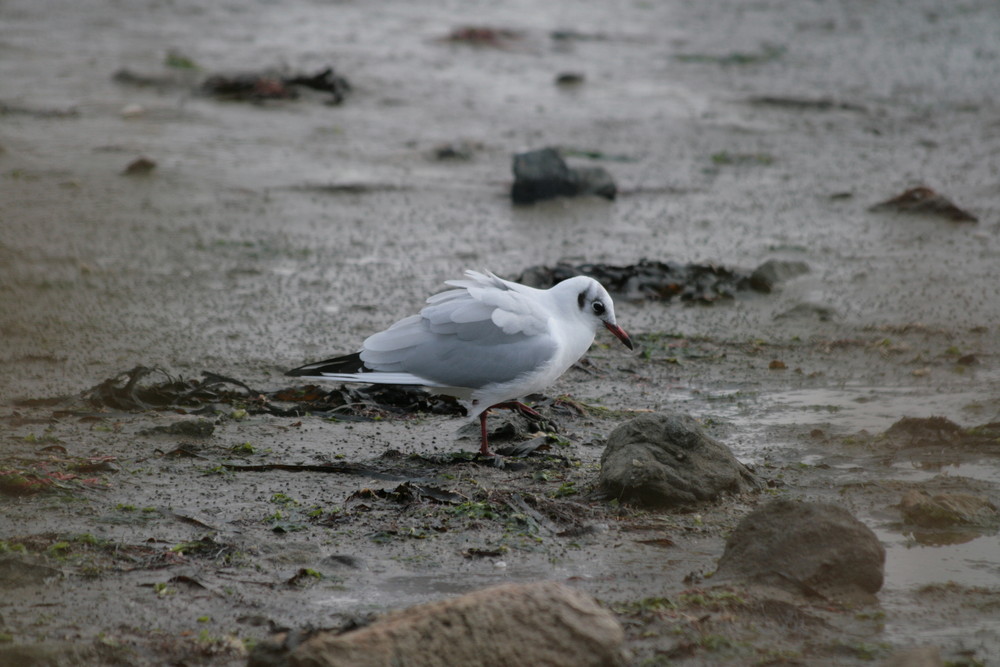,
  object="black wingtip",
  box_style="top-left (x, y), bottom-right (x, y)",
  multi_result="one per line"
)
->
top-left (286, 352), bottom-right (364, 377)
